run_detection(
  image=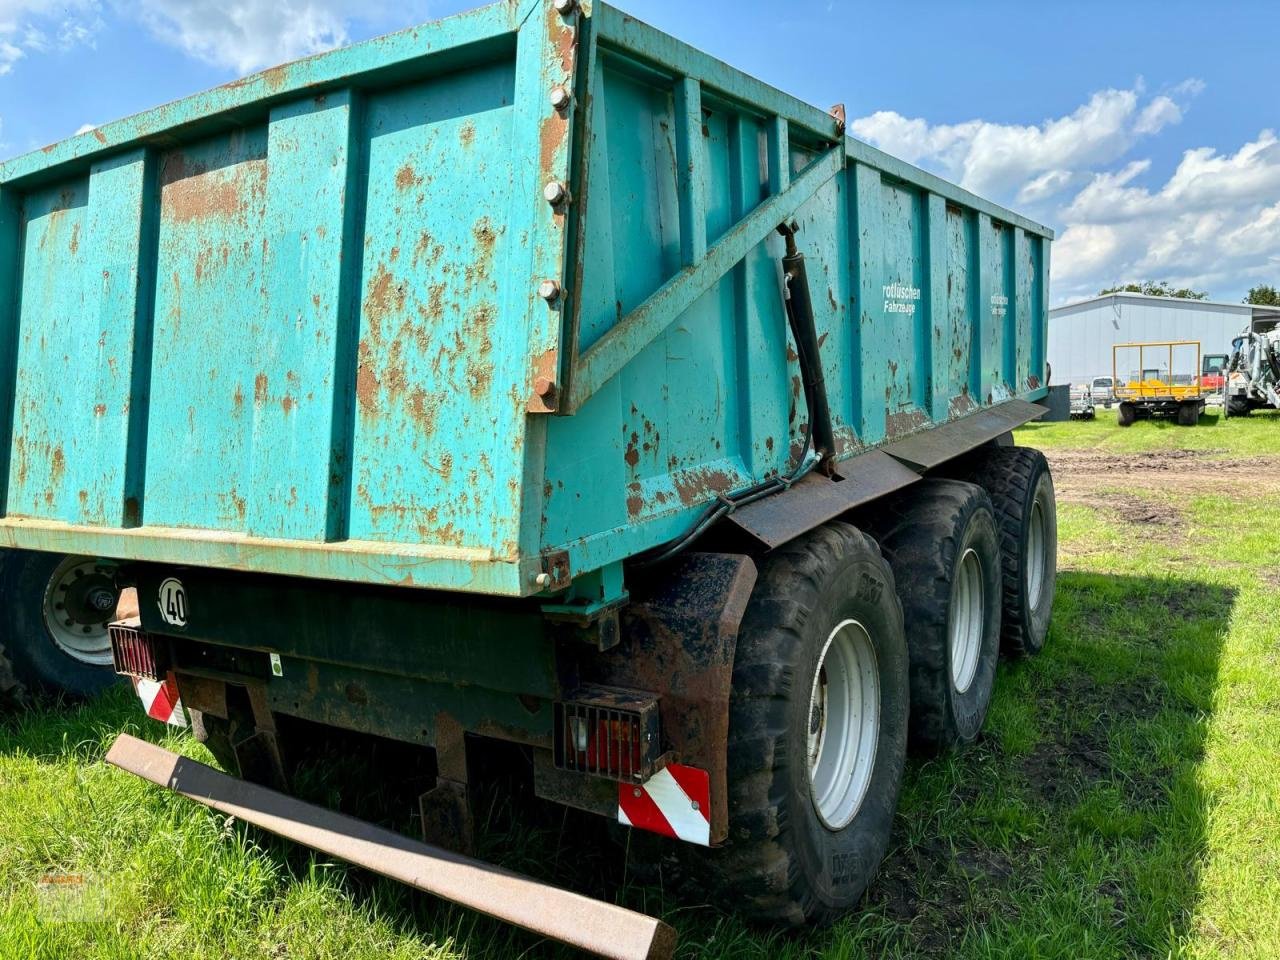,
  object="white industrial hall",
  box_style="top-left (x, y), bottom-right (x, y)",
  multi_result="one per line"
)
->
top-left (1048, 292), bottom-right (1280, 387)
